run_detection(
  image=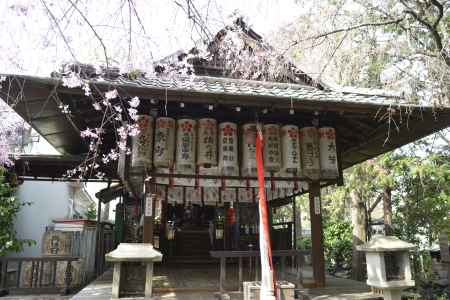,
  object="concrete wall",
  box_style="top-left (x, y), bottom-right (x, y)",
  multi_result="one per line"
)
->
top-left (12, 181), bottom-right (71, 257)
